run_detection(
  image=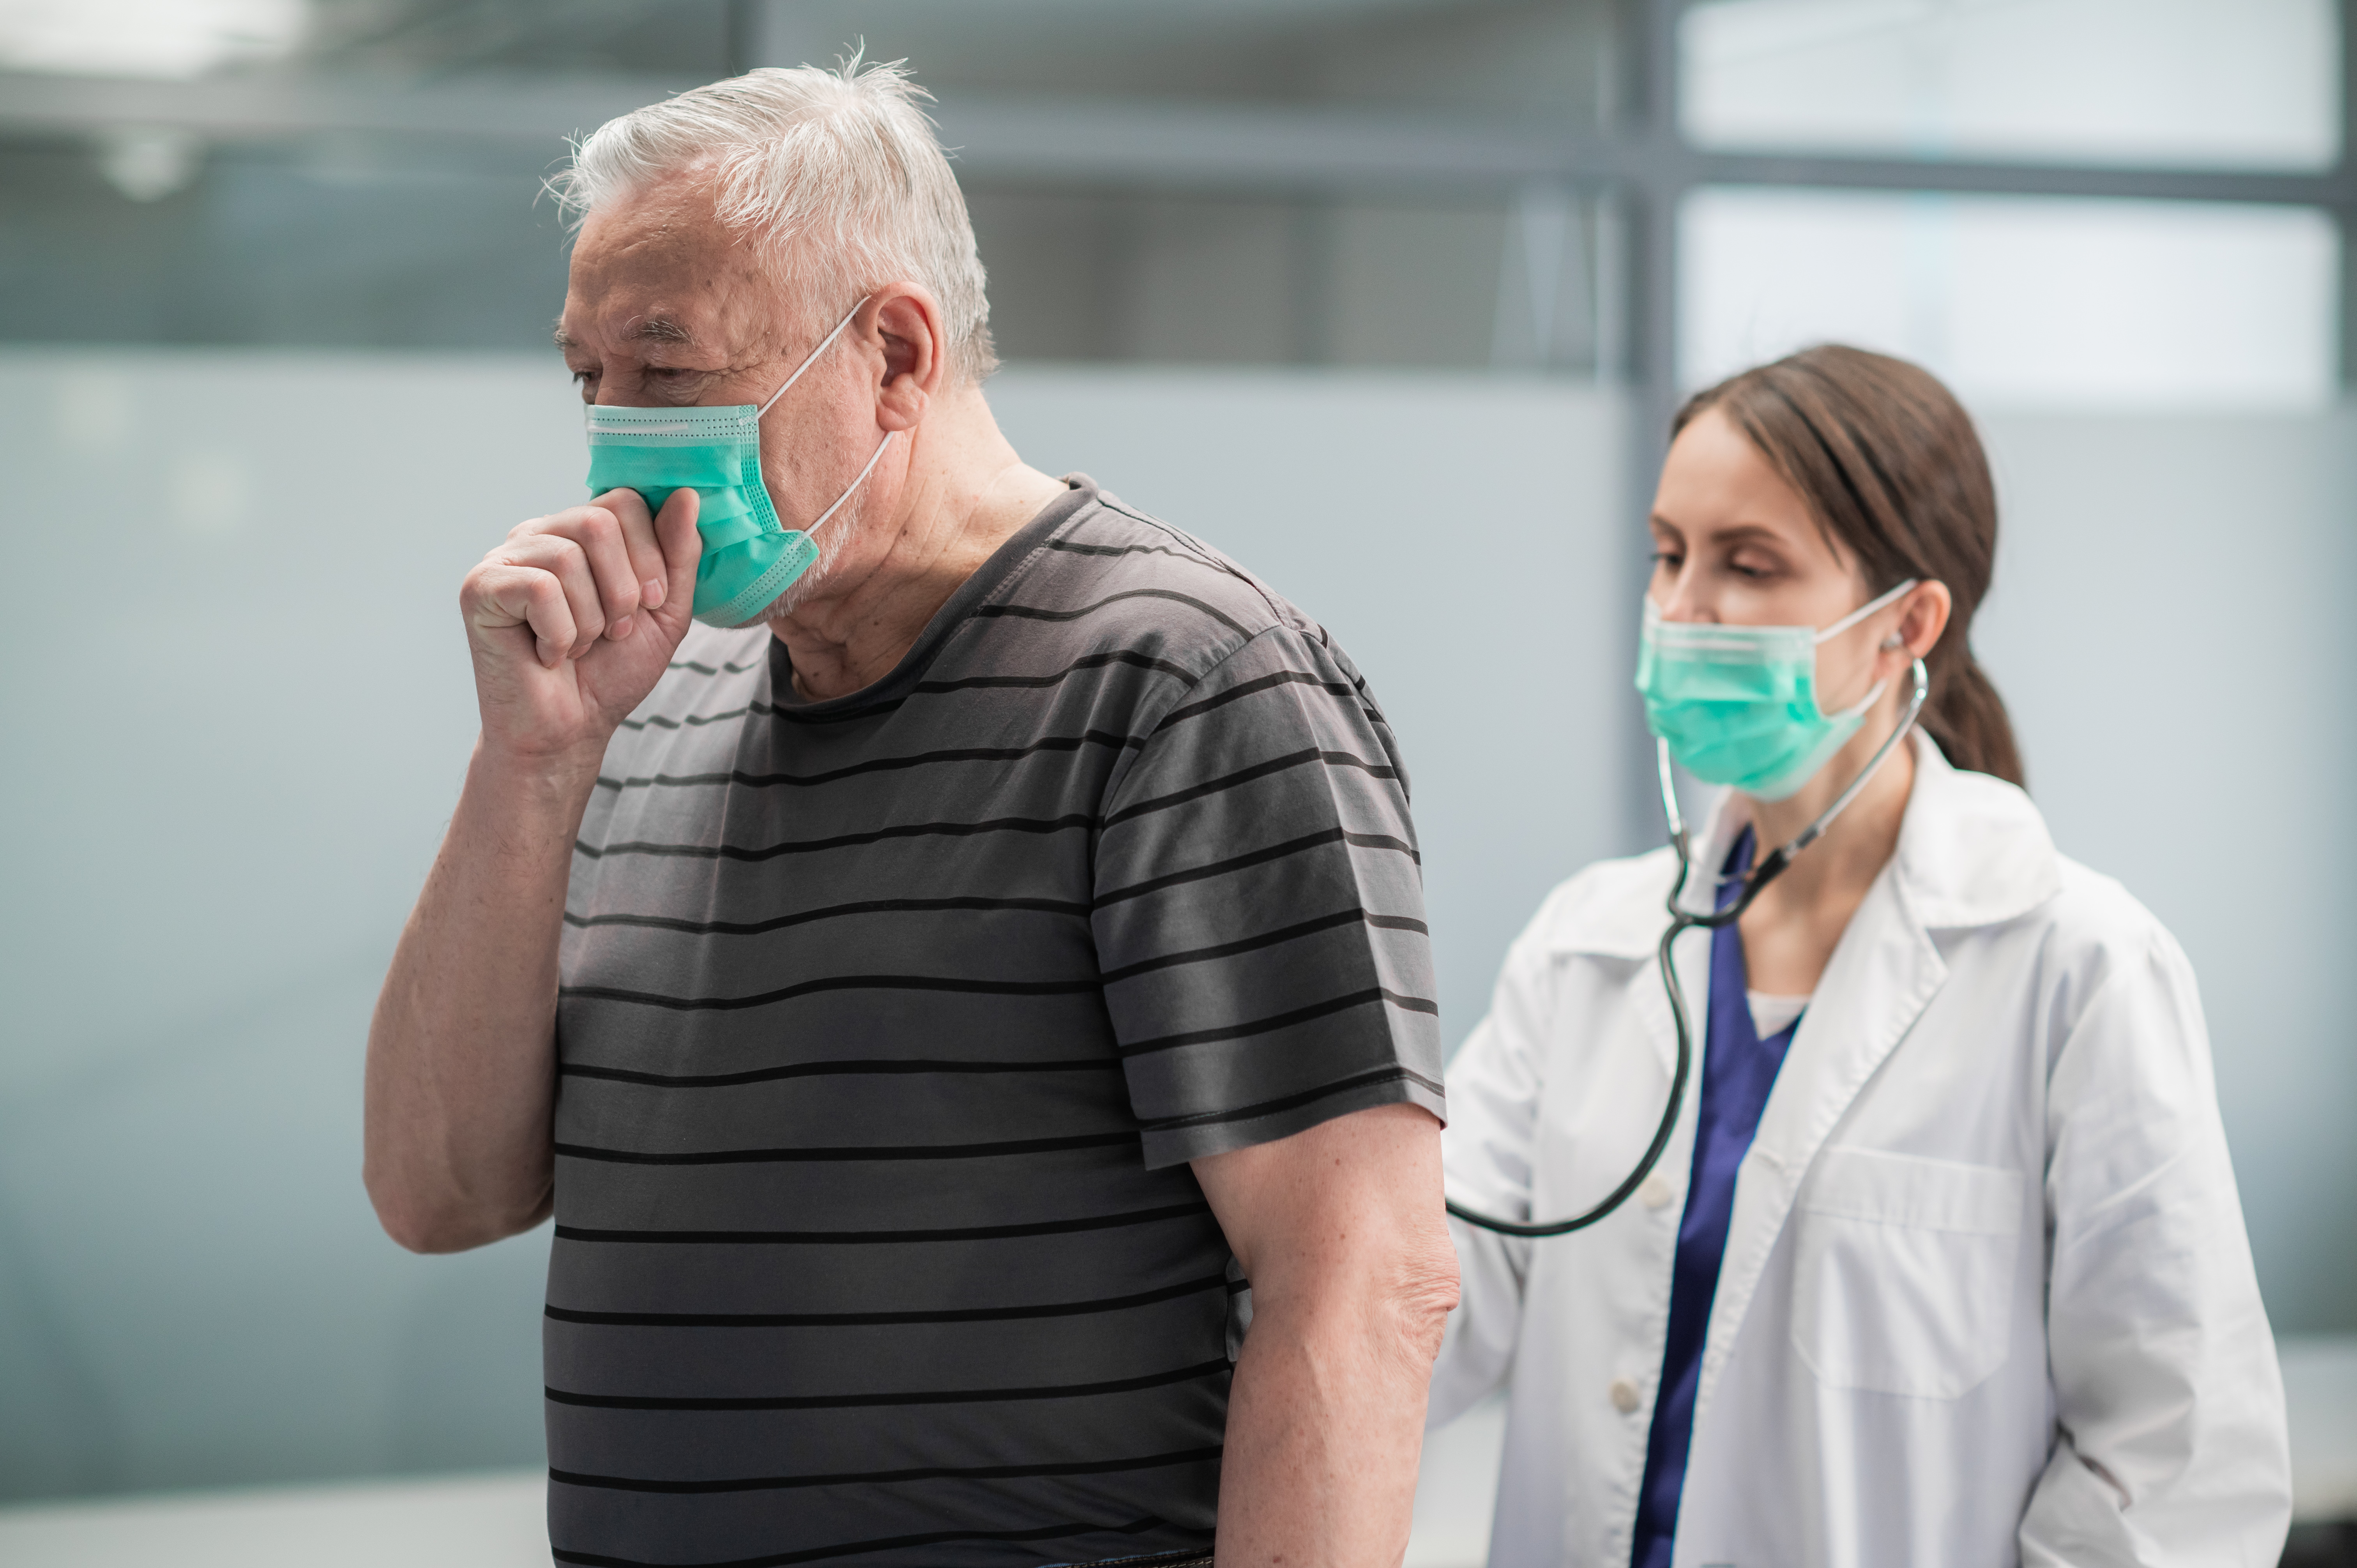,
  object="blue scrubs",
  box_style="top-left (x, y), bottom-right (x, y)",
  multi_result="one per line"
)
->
top-left (1630, 829), bottom-right (1800, 1568)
